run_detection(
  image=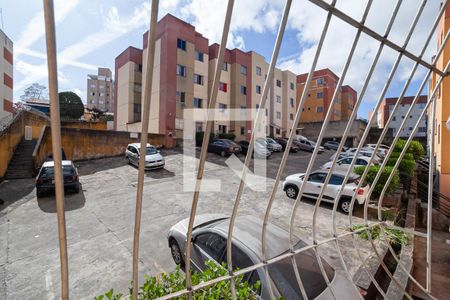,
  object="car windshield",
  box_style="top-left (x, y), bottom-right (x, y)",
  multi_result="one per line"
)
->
top-left (41, 165), bottom-right (74, 178)
top-left (145, 147), bottom-right (158, 155)
top-left (309, 141), bottom-right (316, 146)
top-left (267, 139), bottom-right (275, 144)
top-left (268, 242), bottom-right (335, 300)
